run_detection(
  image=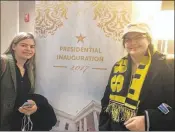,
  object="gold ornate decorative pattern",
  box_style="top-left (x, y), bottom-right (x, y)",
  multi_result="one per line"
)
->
top-left (35, 1), bottom-right (73, 38)
top-left (91, 1), bottom-right (132, 41)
